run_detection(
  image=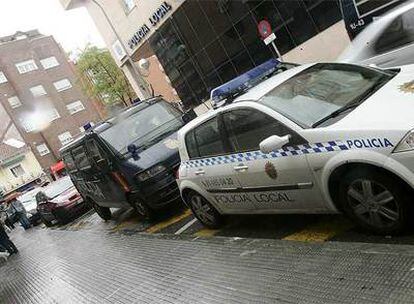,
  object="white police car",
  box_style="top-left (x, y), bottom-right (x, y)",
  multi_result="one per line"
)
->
top-left (176, 62), bottom-right (414, 234)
